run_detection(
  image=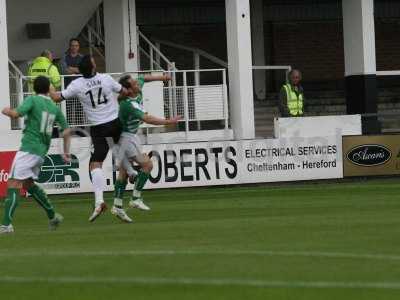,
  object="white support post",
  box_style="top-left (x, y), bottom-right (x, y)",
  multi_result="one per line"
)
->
top-left (250, 0), bottom-right (266, 101)
top-left (183, 71), bottom-right (189, 136)
top-left (343, 0), bottom-right (376, 77)
top-left (104, 0), bottom-right (138, 72)
top-left (225, 0), bottom-right (255, 139)
top-left (0, 0), bottom-right (10, 132)
top-left (222, 69), bottom-right (229, 130)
